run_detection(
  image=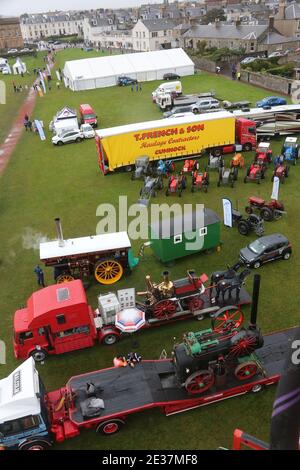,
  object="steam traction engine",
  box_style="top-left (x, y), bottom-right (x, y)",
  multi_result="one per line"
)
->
top-left (40, 218), bottom-right (138, 286)
top-left (173, 275), bottom-right (264, 395)
top-left (139, 270), bottom-right (208, 320)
